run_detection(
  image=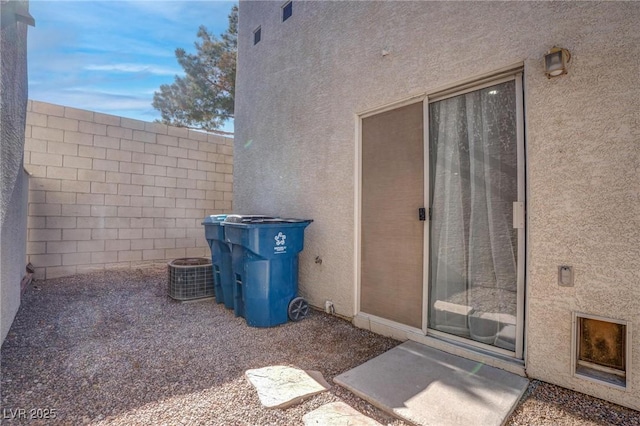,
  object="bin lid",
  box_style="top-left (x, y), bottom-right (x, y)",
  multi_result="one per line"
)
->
top-left (223, 214), bottom-right (275, 224)
top-left (223, 218), bottom-right (313, 229)
top-left (201, 214), bottom-right (228, 225)
top-left (246, 218), bottom-right (313, 224)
